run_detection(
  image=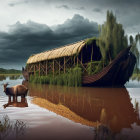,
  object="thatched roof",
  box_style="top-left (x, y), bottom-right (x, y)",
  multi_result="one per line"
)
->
top-left (27, 40), bottom-right (85, 64)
